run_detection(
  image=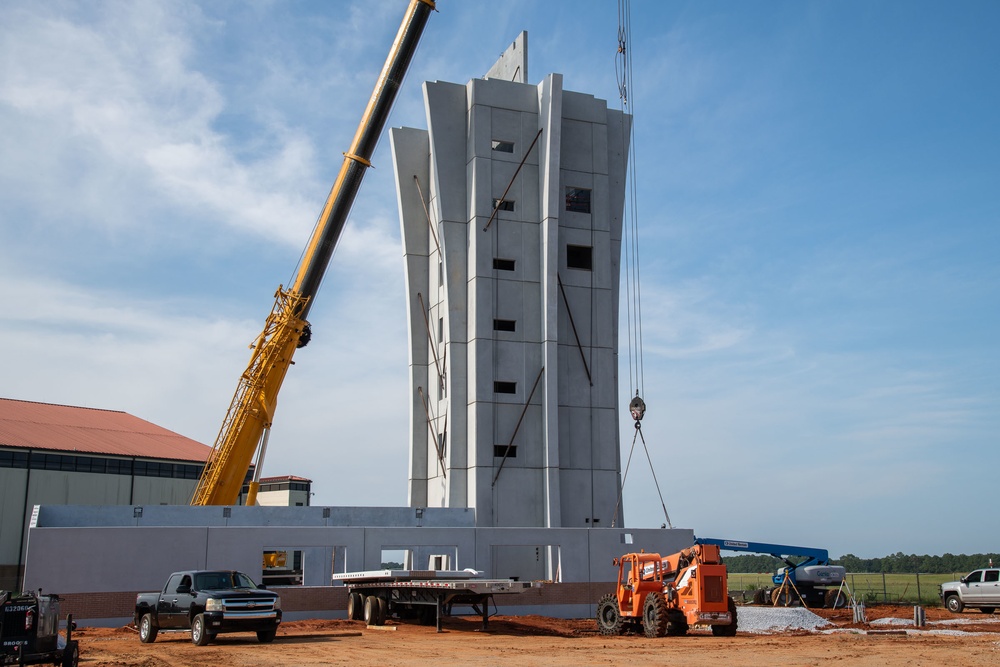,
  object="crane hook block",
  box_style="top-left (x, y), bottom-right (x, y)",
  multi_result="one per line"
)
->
top-left (629, 395), bottom-right (646, 422)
